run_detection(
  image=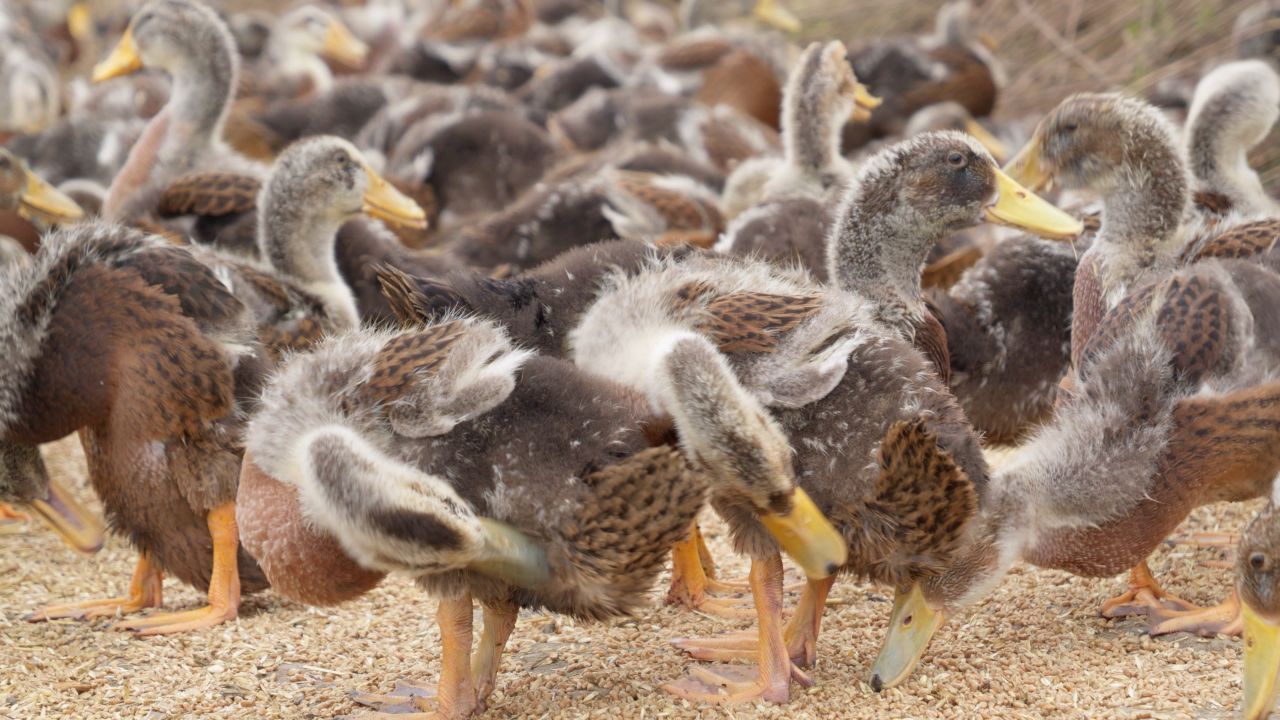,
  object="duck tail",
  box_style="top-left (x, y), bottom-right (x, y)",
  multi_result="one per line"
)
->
top-left (374, 263), bottom-right (473, 326)
top-left (552, 446), bottom-right (706, 620)
top-left (854, 417), bottom-right (978, 588)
